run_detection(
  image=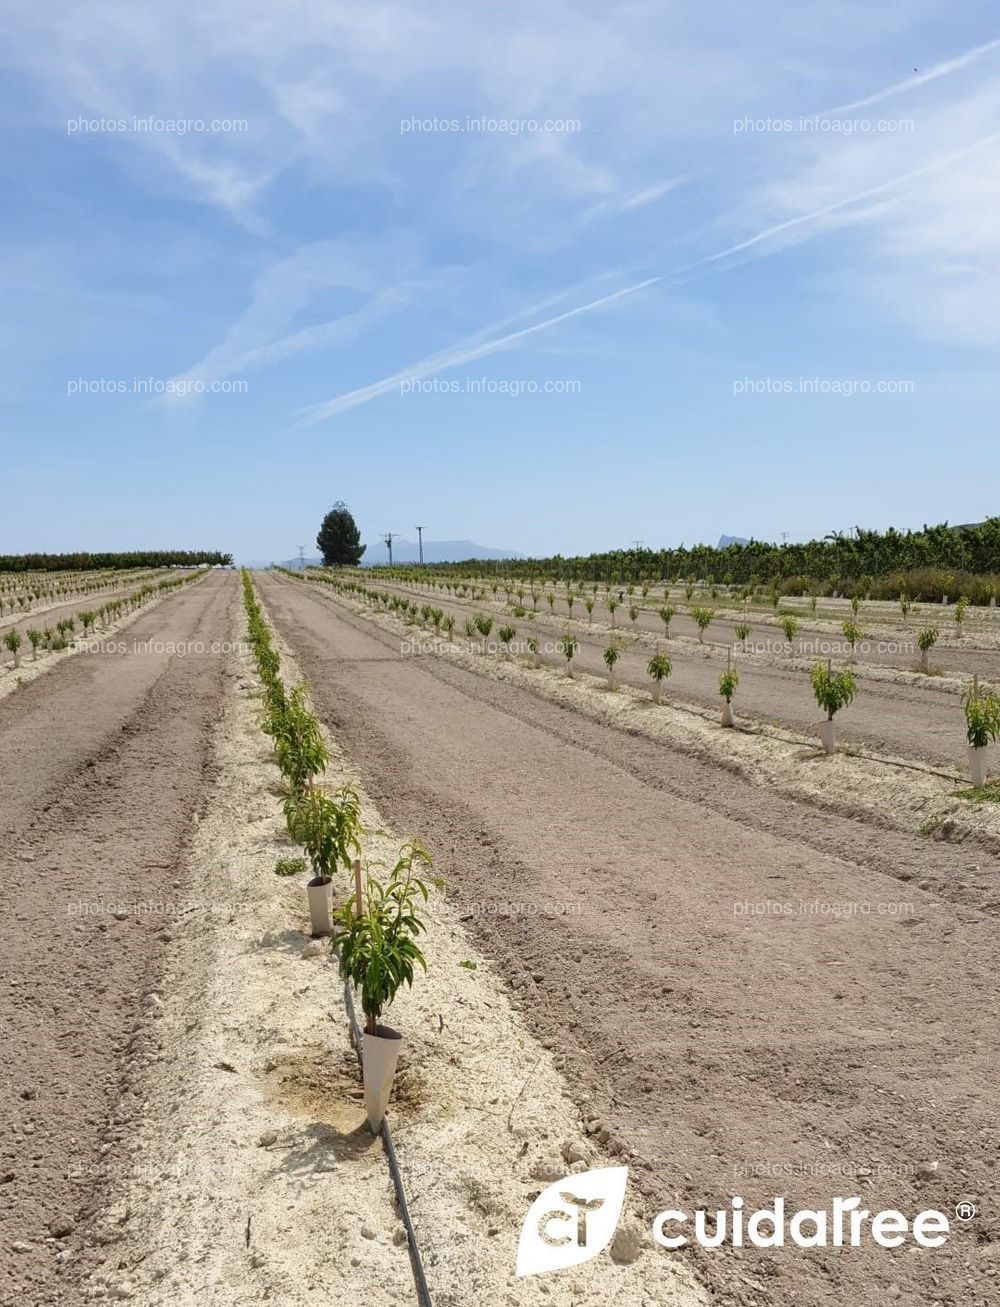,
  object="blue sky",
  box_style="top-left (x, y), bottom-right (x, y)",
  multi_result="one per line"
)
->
top-left (1, 2), bottom-right (998, 564)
